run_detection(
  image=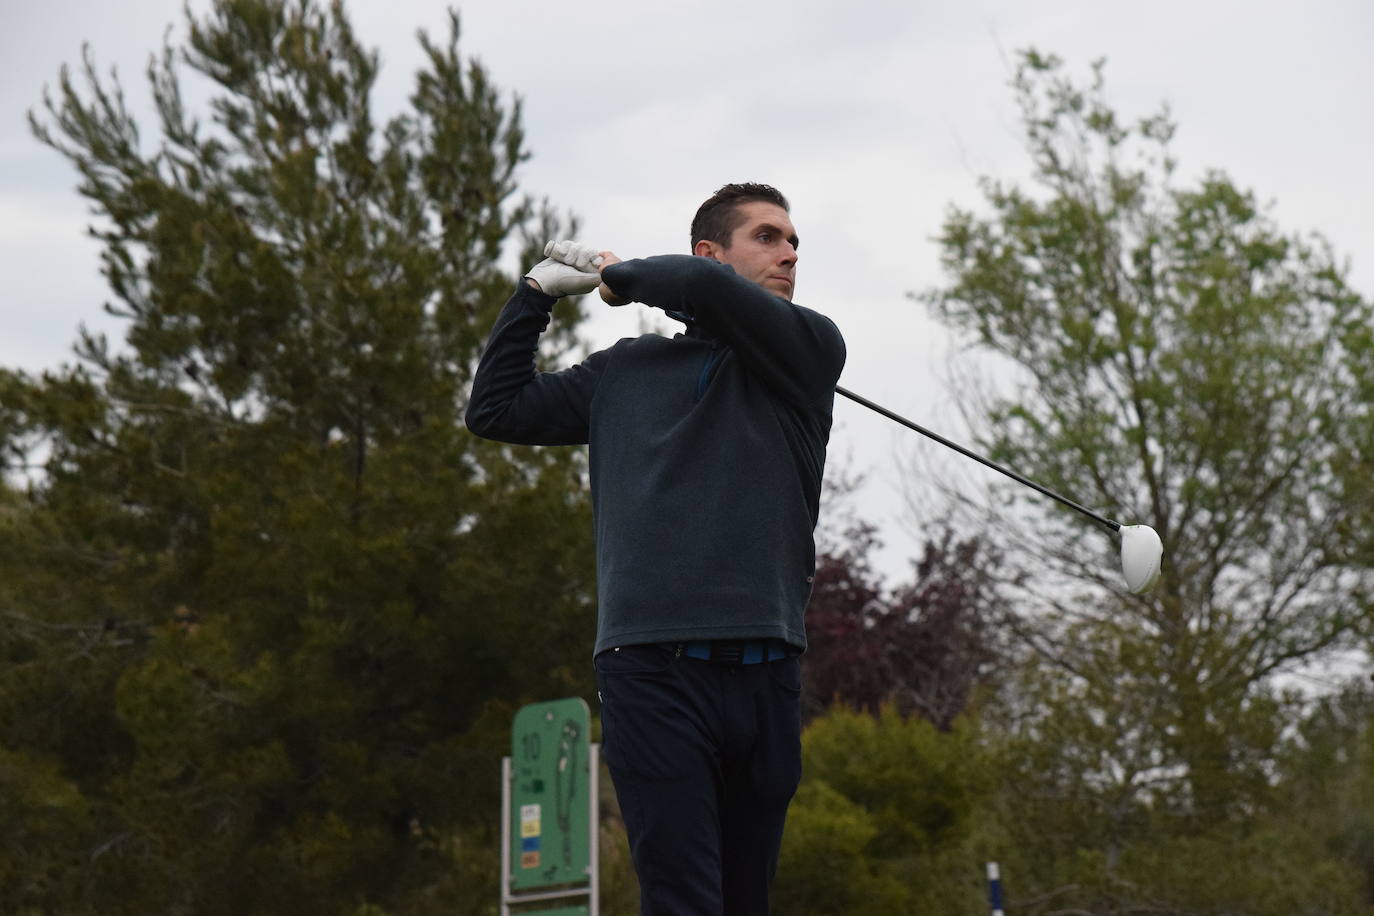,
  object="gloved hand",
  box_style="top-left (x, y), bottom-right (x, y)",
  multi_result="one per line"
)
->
top-left (545, 241), bottom-right (630, 306)
top-left (525, 240), bottom-right (603, 297)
